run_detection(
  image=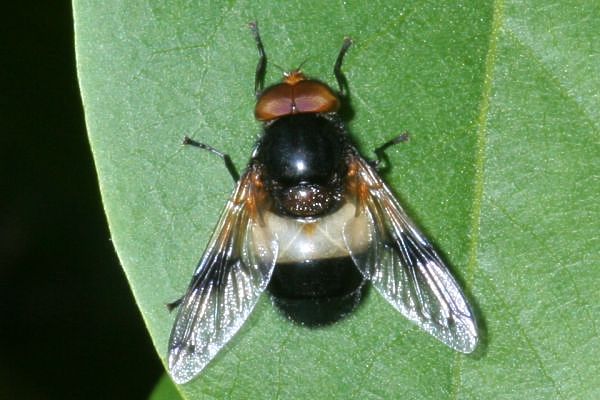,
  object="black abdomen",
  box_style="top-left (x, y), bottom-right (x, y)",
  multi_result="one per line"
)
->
top-left (268, 257), bottom-right (366, 326)
top-left (269, 257), bottom-right (363, 298)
